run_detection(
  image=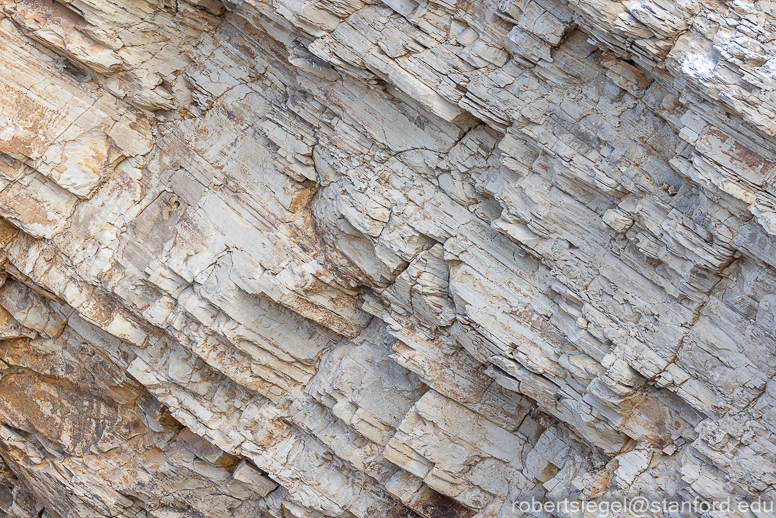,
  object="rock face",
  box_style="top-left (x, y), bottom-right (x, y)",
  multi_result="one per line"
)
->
top-left (0, 0), bottom-right (775, 516)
